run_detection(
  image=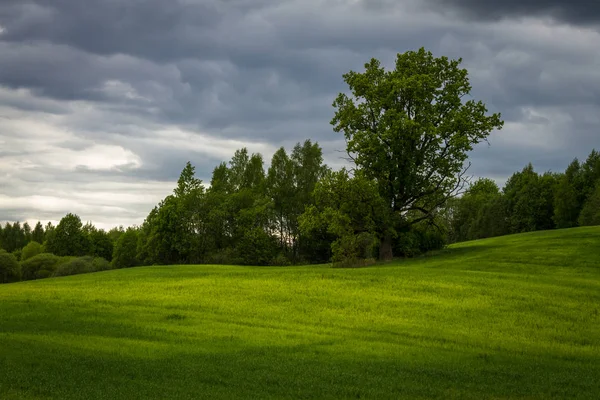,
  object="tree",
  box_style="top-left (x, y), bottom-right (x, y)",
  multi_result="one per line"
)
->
top-left (89, 229), bottom-right (114, 261)
top-left (449, 178), bottom-right (508, 242)
top-left (112, 228), bottom-right (139, 268)
top-left (21, 241), bottom-right (44, 261)
top-left (300, 169), bottom-right (386, 266)
top-left (554, 159), bottom-right (583, 229)
top-left (331, 48), bottom-right (503, 259)
top-left (579, 182), bottom-right (600, 226)
top-left (0, 249), bottom-right (20, 283)
top-left (46, 213), bottom-right (90, 256)
top-left (504, 165), bottom-right (557, 233)
top-left (267, 147), bottom-right (295, 249)
top-left (32, 222), bottom-right (45, 244)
